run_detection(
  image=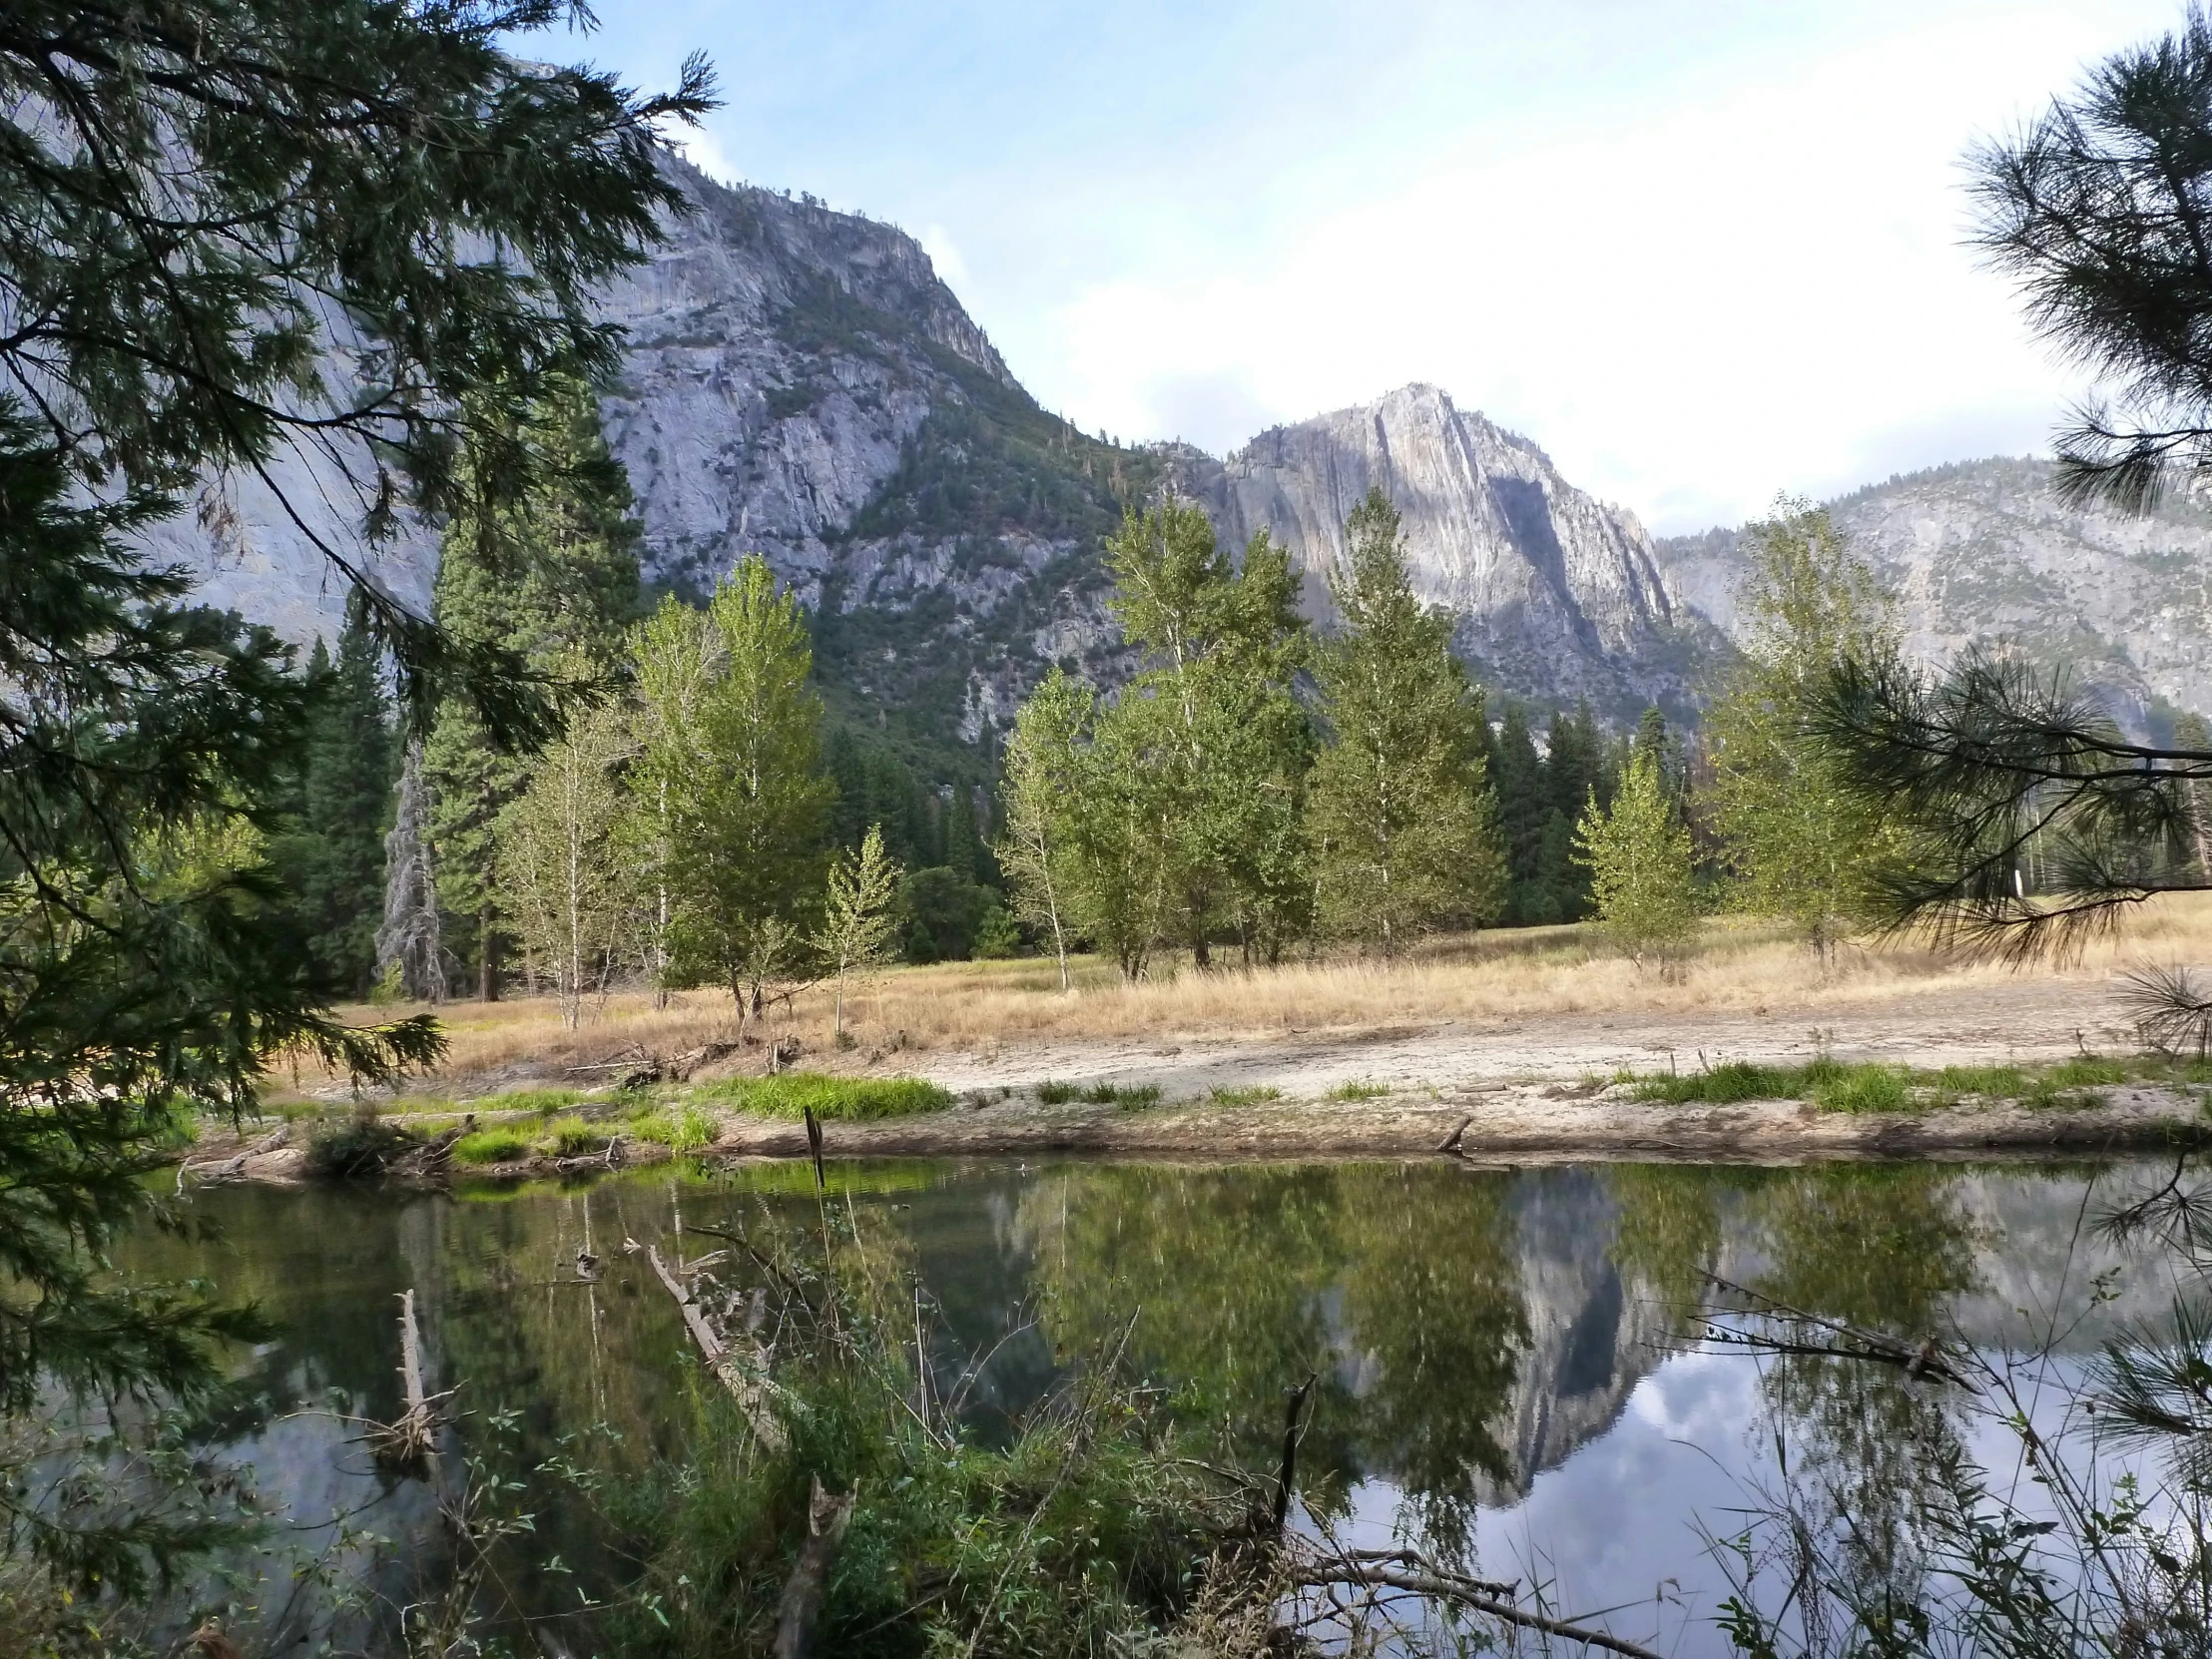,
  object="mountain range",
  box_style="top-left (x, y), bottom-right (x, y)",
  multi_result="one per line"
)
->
top-left (164, 157), bottom-right (2212, 762)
